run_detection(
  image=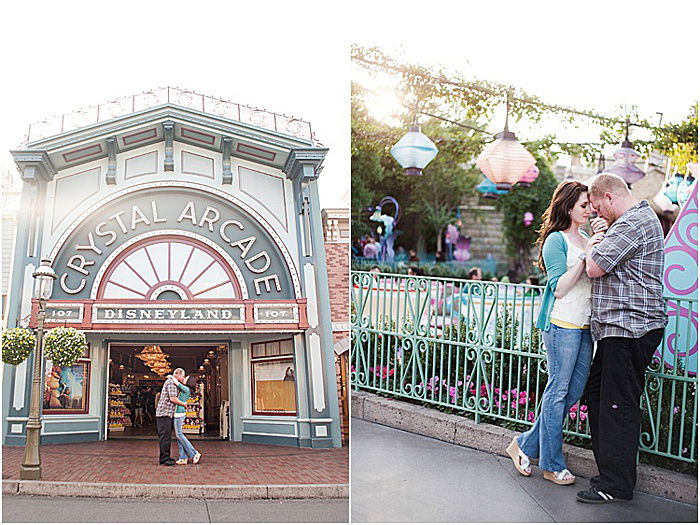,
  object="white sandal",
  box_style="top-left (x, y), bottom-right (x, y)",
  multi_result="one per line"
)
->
top-left (543, 468), bottom-right (575, 485)
top-left (506, 437), bottom-right (531, 476)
